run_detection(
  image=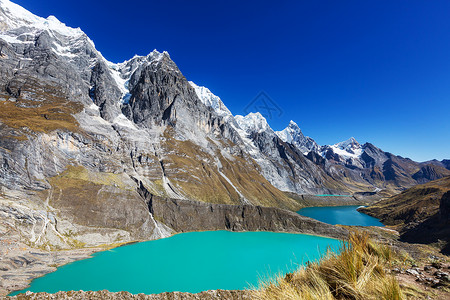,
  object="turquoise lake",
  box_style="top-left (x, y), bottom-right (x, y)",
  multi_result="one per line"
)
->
top-left (297, 205), bottom-right (384, 226)
top-left (11, 231), bottom-right (341, 296)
